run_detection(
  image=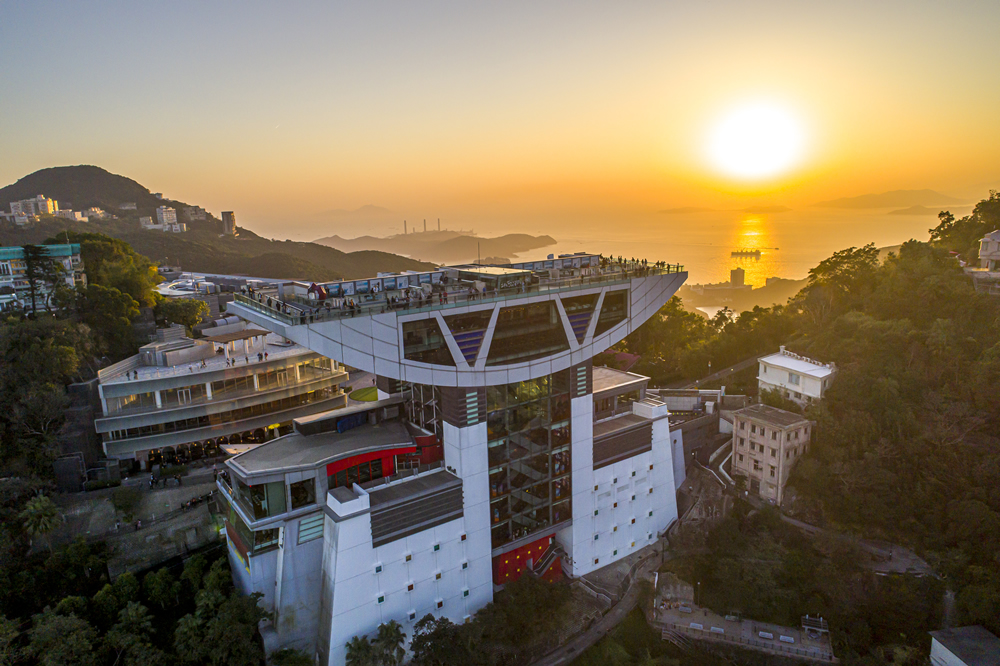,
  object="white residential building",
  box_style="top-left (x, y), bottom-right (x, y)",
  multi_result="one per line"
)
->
top-left (156, 206), bottom-right (178, 226)
top-left (9, 194), bottom-right (59, 217)
top-left (219, 254), bottom-right (690, 664)
top-left (757, 346), bottom-right (836, 406)
top-left (56, 210), bottom-right (88, 222)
